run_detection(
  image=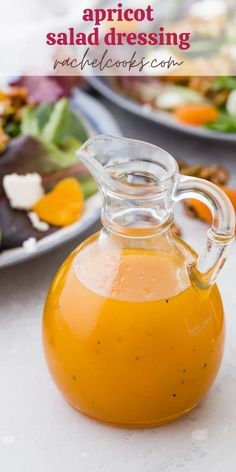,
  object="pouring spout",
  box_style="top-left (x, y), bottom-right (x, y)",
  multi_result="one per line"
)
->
top-left (77, 135), bottom-right (178, 197)
top-left (76, 135), bottom-right (179, 236)
top-left (76, 136), bottom-right (110, 189)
